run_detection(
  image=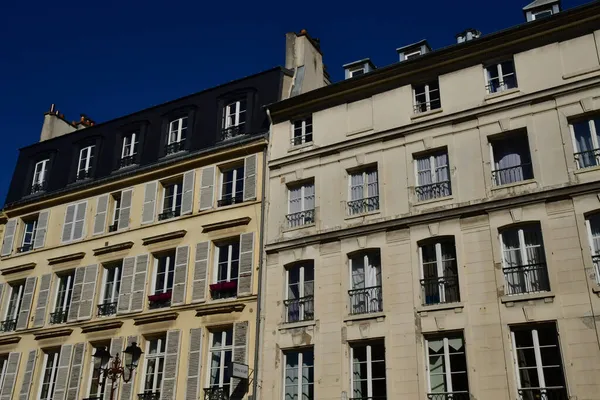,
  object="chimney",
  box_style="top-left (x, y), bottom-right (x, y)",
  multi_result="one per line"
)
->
top-left (284, 30), bottom-right (329, 98)
top-left (397, 40), bottom-right (431, 61)
top-left (72, 114), bottom-right (96, 129)
top-left (40, 104), bottom-right (77, 142)
top-left (343, 58), bottom-right (376, 79)
top-left (456, 28), bottom-right (481, 44)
